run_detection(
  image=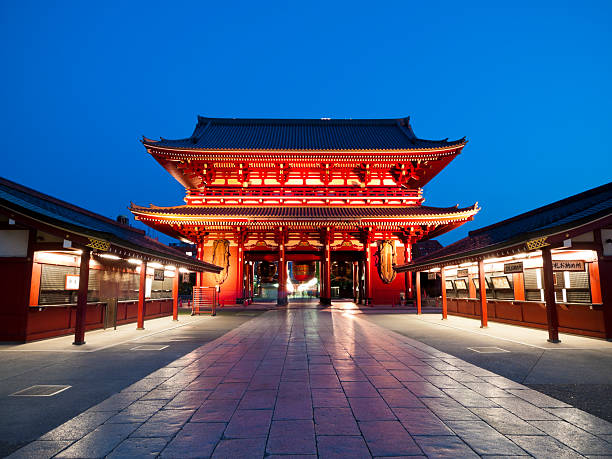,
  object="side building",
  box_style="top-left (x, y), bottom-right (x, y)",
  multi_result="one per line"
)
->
top-left (0, 177), bottom-right (220, 343)
top-left (396, 182), bottom-right (612, 340)
top-left (131, 116), bottom-right (479, 306)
